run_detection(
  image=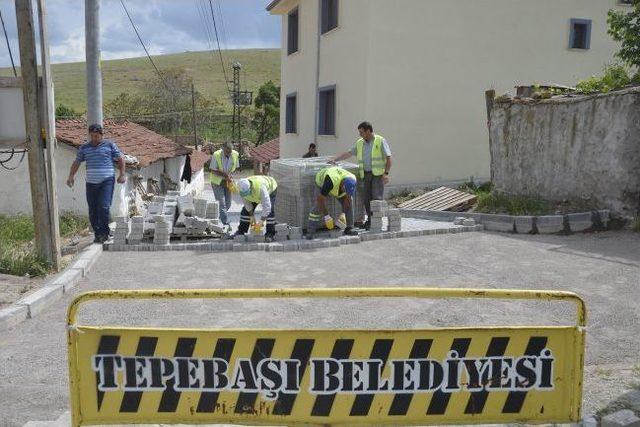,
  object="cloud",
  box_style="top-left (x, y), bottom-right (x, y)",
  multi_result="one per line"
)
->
top-left (0, 0), bottom-right (280, 67)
